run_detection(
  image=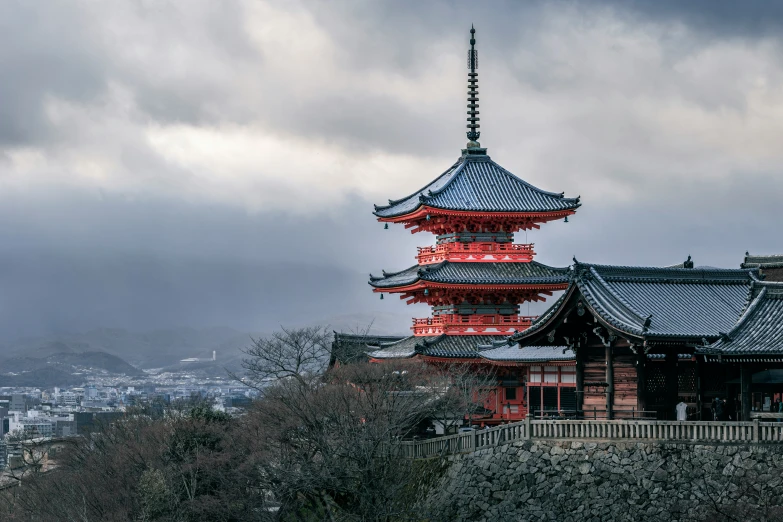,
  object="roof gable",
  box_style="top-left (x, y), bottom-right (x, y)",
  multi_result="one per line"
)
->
top-left (705, 283), bottom-right (783, 355)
